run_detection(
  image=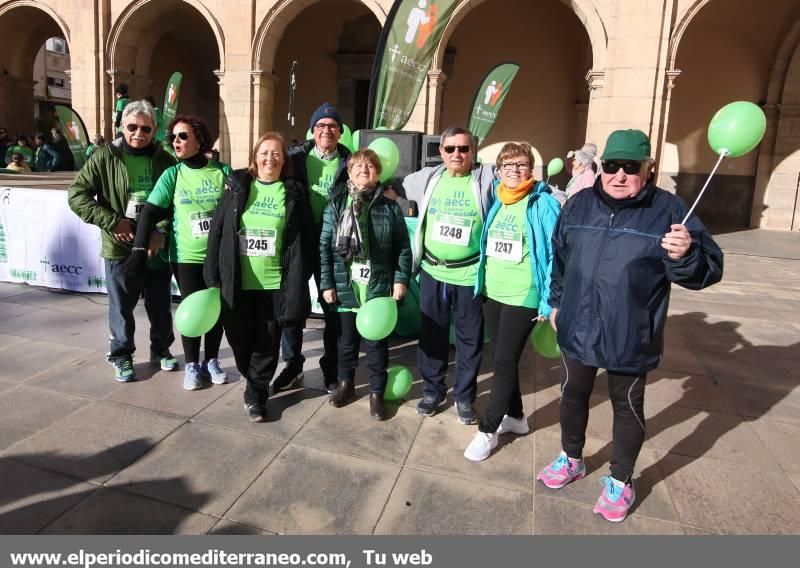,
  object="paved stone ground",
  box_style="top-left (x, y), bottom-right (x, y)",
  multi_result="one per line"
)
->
top-left (0, 228), bottom-right (799, 535)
